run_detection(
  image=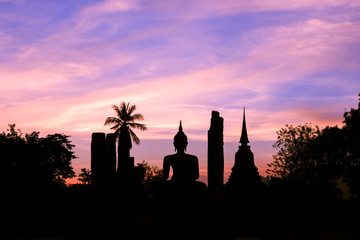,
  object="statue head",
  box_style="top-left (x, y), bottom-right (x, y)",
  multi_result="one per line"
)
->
top-left (173, 121), bottom-right (188, 152)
